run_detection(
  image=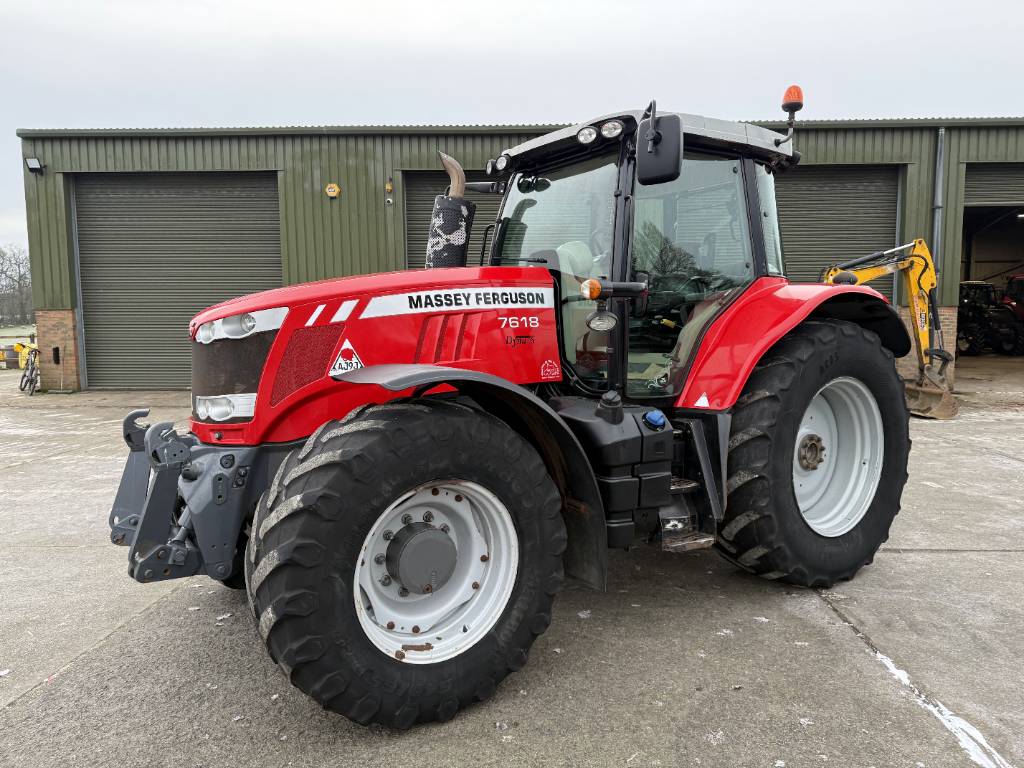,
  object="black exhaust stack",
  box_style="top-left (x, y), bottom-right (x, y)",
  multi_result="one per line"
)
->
top-left (425, 152), bottom-right (476, 268)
